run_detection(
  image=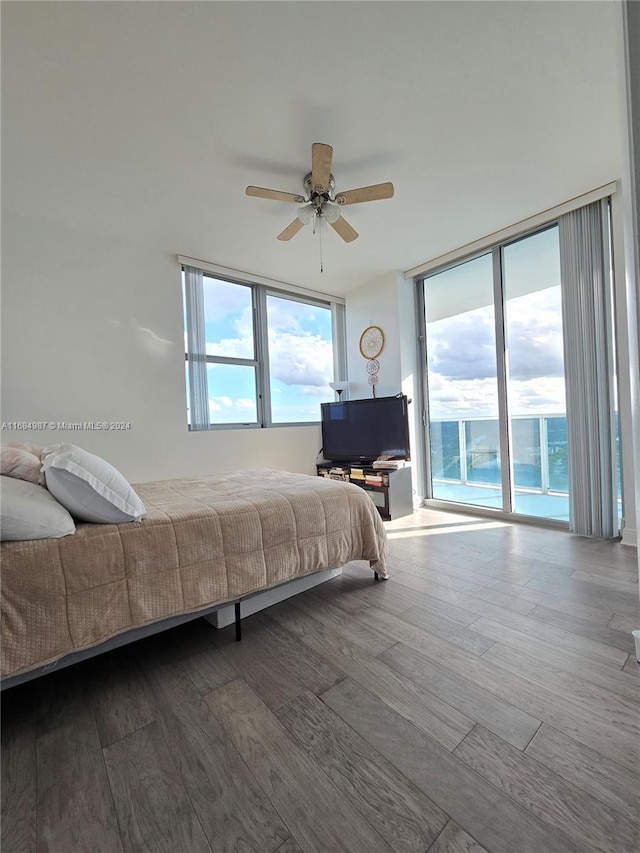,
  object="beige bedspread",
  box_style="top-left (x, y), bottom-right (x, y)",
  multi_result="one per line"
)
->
top-left (1, 469), bottom-right (388, 678)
